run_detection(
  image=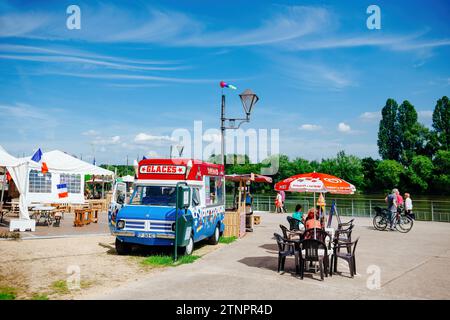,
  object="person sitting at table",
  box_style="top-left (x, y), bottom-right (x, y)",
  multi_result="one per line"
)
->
top-left (306, 206), bottom-right (319, 220)
top-left (305, 208), bottom-right (321, 230)
top-left (292, 204), bottom-right (303, 221)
